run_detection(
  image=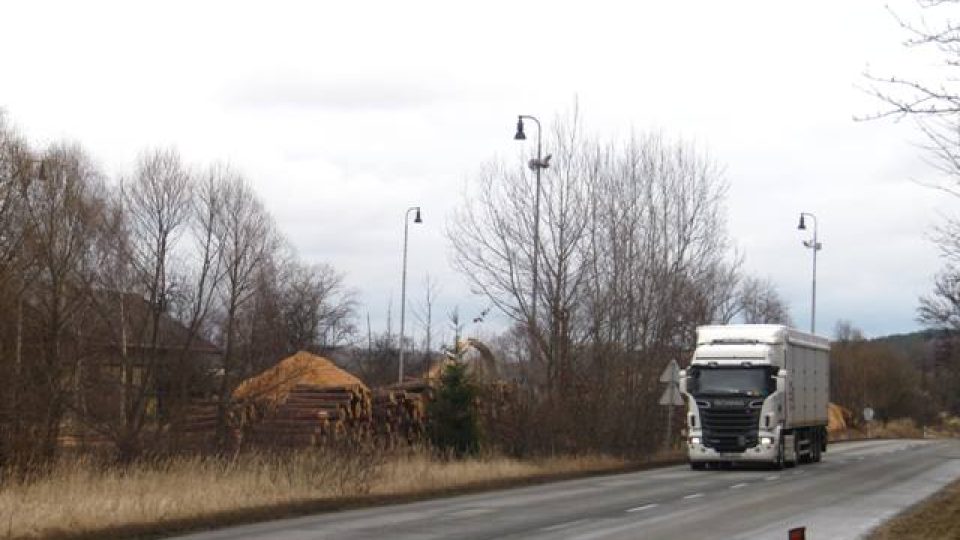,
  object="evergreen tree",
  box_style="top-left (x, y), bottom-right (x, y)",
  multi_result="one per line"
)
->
top-left (427, 361), bottom-right (481, 456)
